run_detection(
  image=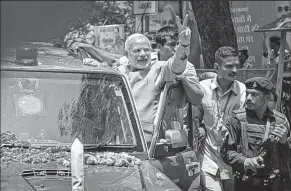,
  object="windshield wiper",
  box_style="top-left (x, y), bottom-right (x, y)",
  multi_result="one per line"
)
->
top-left (83, 143), bottom-right (110, 150)
top-left (1, 143), bottom-right (30, 149)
